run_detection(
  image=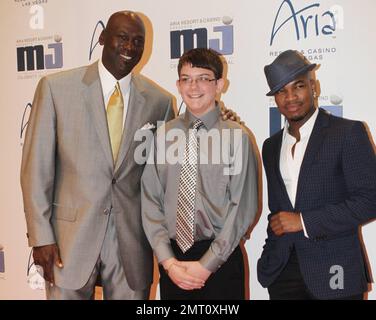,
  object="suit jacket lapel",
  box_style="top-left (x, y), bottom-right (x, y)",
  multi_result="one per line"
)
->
top-left (82, 62), bottom-right (114, 168)
top-left (115, 75), bottom-right (149, 173)
top-left (295, 108), bottom-right (330, 209)
top-left (272, 130), bottom-right (295, 211)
